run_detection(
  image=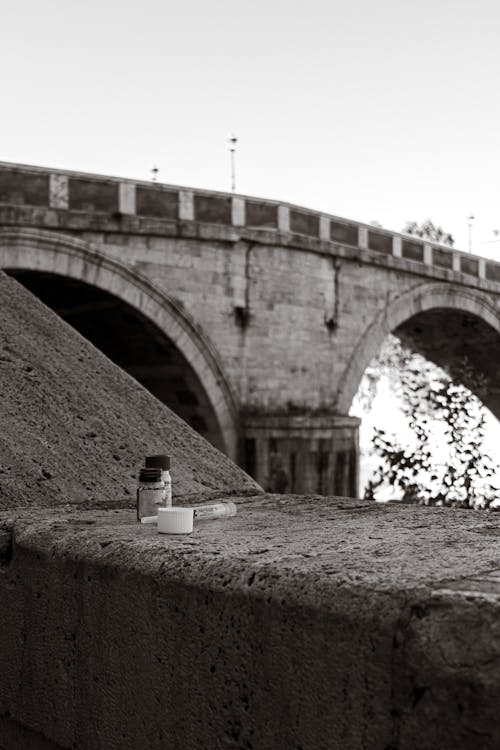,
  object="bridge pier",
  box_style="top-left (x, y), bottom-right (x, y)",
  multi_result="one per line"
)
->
top-left (241, 413), bottom-right (360, 497)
